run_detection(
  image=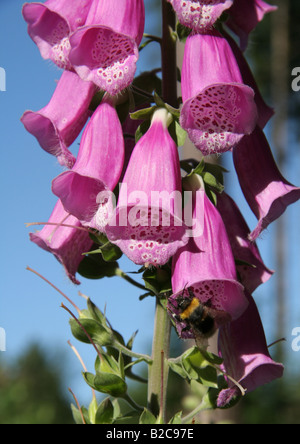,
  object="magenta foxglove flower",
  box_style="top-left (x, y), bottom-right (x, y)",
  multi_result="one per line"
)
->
top-left (21, 70), bottom-right (96, 169)
top-left (233, 127), bottom-right (300, 242)
top-left (169, 183), bottom-right (248, 339)
top-left (68, 0), bottom-right (145, 95)
top-left (218, 291), bottom-right (284, 407)
top-left (30, 200), bottom-right (93, 285)
top-left (106, 108), bottom-right (188, 267)
top-left (22, 0), bottom-right (93, 69)
top-left (52, 96), bottom-right (125, 231)
top-left (167, 0), bottom-right (233, 32)
top-left (180, 32), bottom-right (257, 156)
top-left (217, 192), bottom-right (274, 294)
top-left (225, 31), bottom-right (274, 129)
top-left (226, 0), bottom-right (277, 51)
